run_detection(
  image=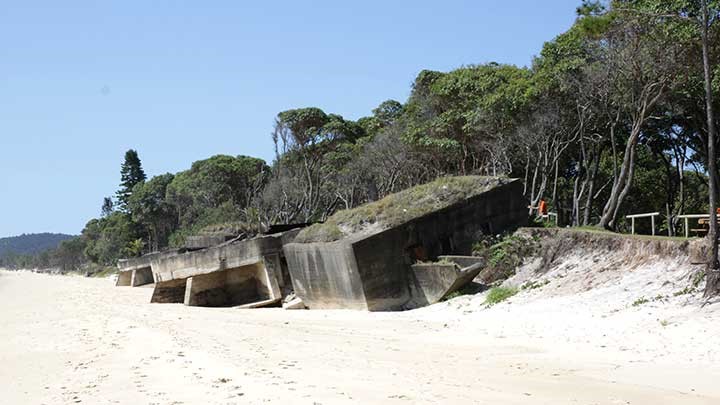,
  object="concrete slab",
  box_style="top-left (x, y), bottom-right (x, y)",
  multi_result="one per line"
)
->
top-left (236, 298), bottom-right (281, 309)
top-left (408, 259), bottom-right (484, 307)
top-left (283, 297), bottom-right (306, 310)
